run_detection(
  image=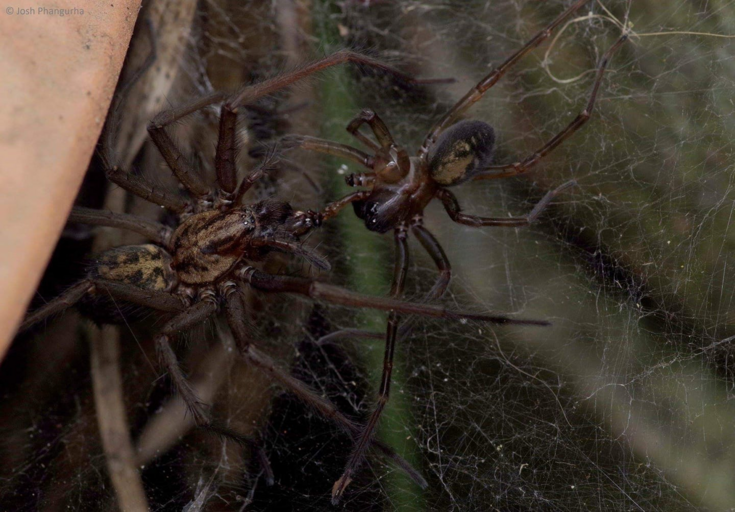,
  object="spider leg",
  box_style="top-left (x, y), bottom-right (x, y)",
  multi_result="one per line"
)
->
top-left (202, 424), bottom-right (275, 486)
top-left (151, 91), bottom-right (228, 131)
top-left (222, 287), bottom-right (427, 488)
top-left (19, 280), bottom-right (92, 332)
top-left (437, 180), bottom-right (576, 227)
top-left (154, 300), bottom-right (218, 425)
top-left (421, 0), bottom-right (591, 152)
top-left (412, 219), bottom-right (452, 300)
top-left (147, 122), bottom-right (211, 198)
top-left (332, 226), bottom-right (409, 504)
top-left (290, 190), bottom-right (373, 236)
top-left (109, 18), bottom-right (157, 115)
top-left (147, 89), bottom-right (244, 199)
top-left (105, 165), bottom-right (189, 213)
top-left (213, 104), bottom-right (239, 196)
top-left (240, 267), bottom-right (548, 325)
top-left (346, 109), bottom-right (395, 150)
top-left (316, 329), bottom-right (384, 346)
top-left (472, 34), bottom-right (628, 180)
top-left (389, 223), bottom-right (452, 341)
top-left (281, 135), bottom-right (374, 170)
top-left (224, 288), bottom-right (357, 432)
top-left (152, 300), bottom-right (272, 463)
top-left (69, 207), bottom-right (172, 247)
top-left (272, 158), bottom-right (323, 194)
top-left (251, 237), bottom-right (331, 272)
top-left (227, 50), bottom-right (453, 110)
top-left (233, 146), bottom-right (279, 202)
top-left (19, 279), bottom-right (186, 332)
top-left (213, 105), bottom-right (286, 200)
top-left (320, 190), bottom-right (374, 223)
